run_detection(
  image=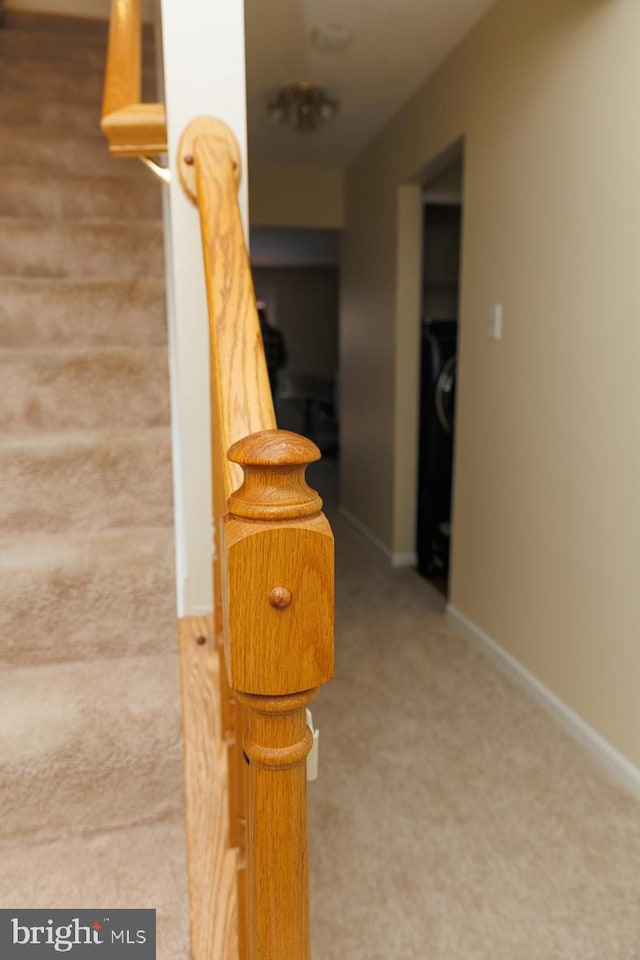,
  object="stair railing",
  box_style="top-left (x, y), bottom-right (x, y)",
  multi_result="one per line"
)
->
top-left (101, 6), bottom-right (335, 960)
top-left (101, 0), bottom-right (167, 158)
